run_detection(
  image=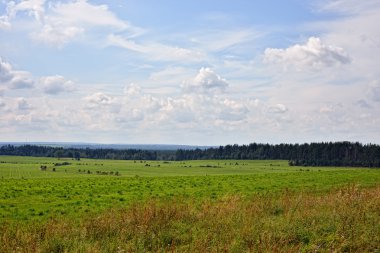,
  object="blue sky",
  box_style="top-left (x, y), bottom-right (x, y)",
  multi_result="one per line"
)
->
top-left (0, 0), bottom-right (380, 145)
